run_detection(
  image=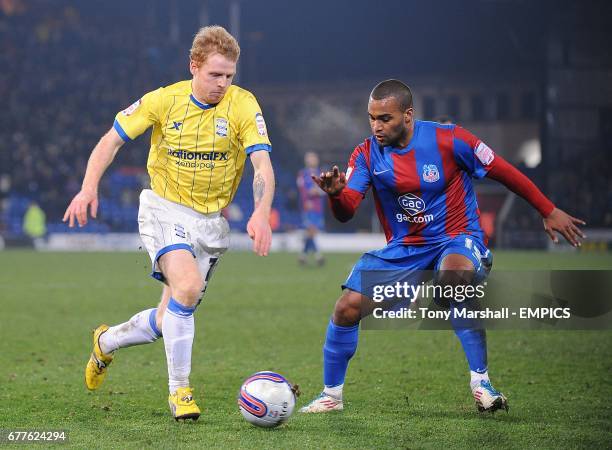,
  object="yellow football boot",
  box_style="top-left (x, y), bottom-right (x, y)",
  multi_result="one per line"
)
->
top-left (85, 324), bottom-right (114, 391)
top-left (168, 387), bottom-right (201, 421)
